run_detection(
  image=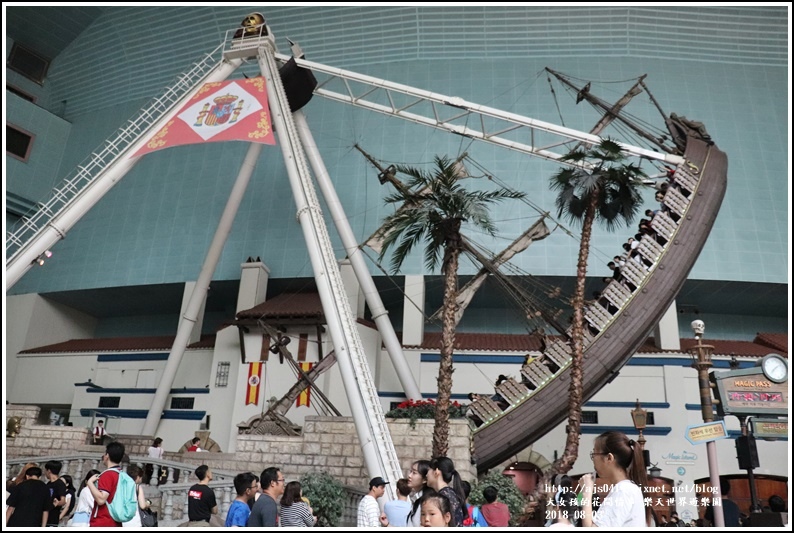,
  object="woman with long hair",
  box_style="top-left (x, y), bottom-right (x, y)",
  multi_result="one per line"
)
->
top-left (146, 437), bottom-right (164, 484)
top-left (279, 481), bottom-right (316, 527)
top-left (427, 457), bottom-right (467, 527)
top-left (406, 459), bottom-right (431, 527)
top-left (581, 431), bottom-right (650, 527)
top-left (68, 469), bottom-right (100, 527)
top-left (59, 475), bottom-right (77, 524)
top-left (121, 465), bottom-right (151, 528)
